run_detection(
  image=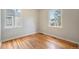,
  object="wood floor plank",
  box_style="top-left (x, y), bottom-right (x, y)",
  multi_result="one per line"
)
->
top-left (1, 33), bottom-right (79, 49)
